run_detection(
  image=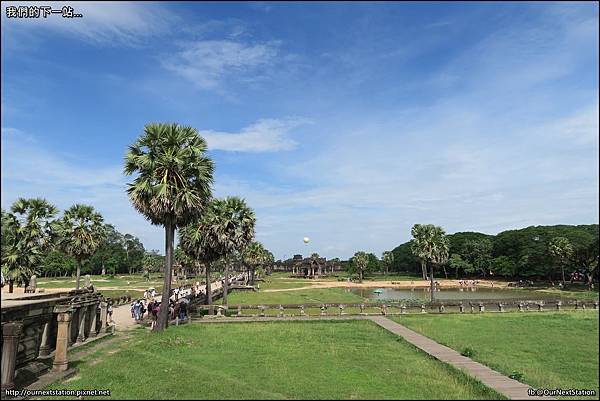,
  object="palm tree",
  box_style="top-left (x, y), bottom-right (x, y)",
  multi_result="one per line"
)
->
top-left (264, 250), bottom-right (275, 275)
top-left (124, 123), bottom-right (214, 331)
top-left (199, 197), bottom-right (256, 308)
top-left (243, 241), bottom-right (266, 285)
top-left (59, 204), bottom-right (105, 290)
top-left (179, 221), bottom-right (220, 314)
top-left (410, 226), bottom-right (429, 280)
top-left (549, 237), bottom-right (574, 286)
top-left (1, 198), bottom-right (59, 293)
top-left (352, 251), bottom-right (369, 283)
top-left (382, 251), bottom-right (394, 275)
top-left (410, 224), bottom-right (449, 302)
